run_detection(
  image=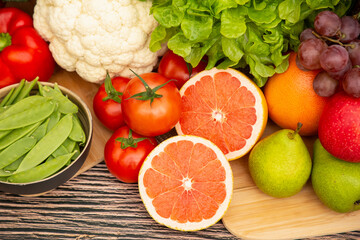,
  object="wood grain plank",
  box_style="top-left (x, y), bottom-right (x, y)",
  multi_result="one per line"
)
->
top-left (0, 162), bottom-right (237, 240)
top-left (1, 162), bottom-right (359, 240)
